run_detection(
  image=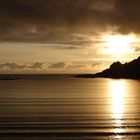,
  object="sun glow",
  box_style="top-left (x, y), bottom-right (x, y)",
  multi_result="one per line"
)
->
top-left (104, 35), bottom-right (135, 56)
